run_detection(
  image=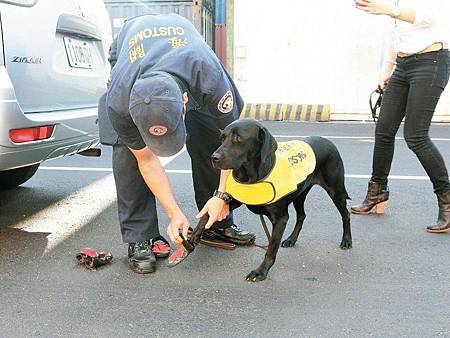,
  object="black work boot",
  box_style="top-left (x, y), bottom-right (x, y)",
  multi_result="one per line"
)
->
top-left (128, 240), bottom-right (156, 274)
top-left (202, 224), bottom-right (256, 246)
top-left (351, 180), bottom-right (389, 215)
top-left (427, 191), bottom-right (450, 233)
